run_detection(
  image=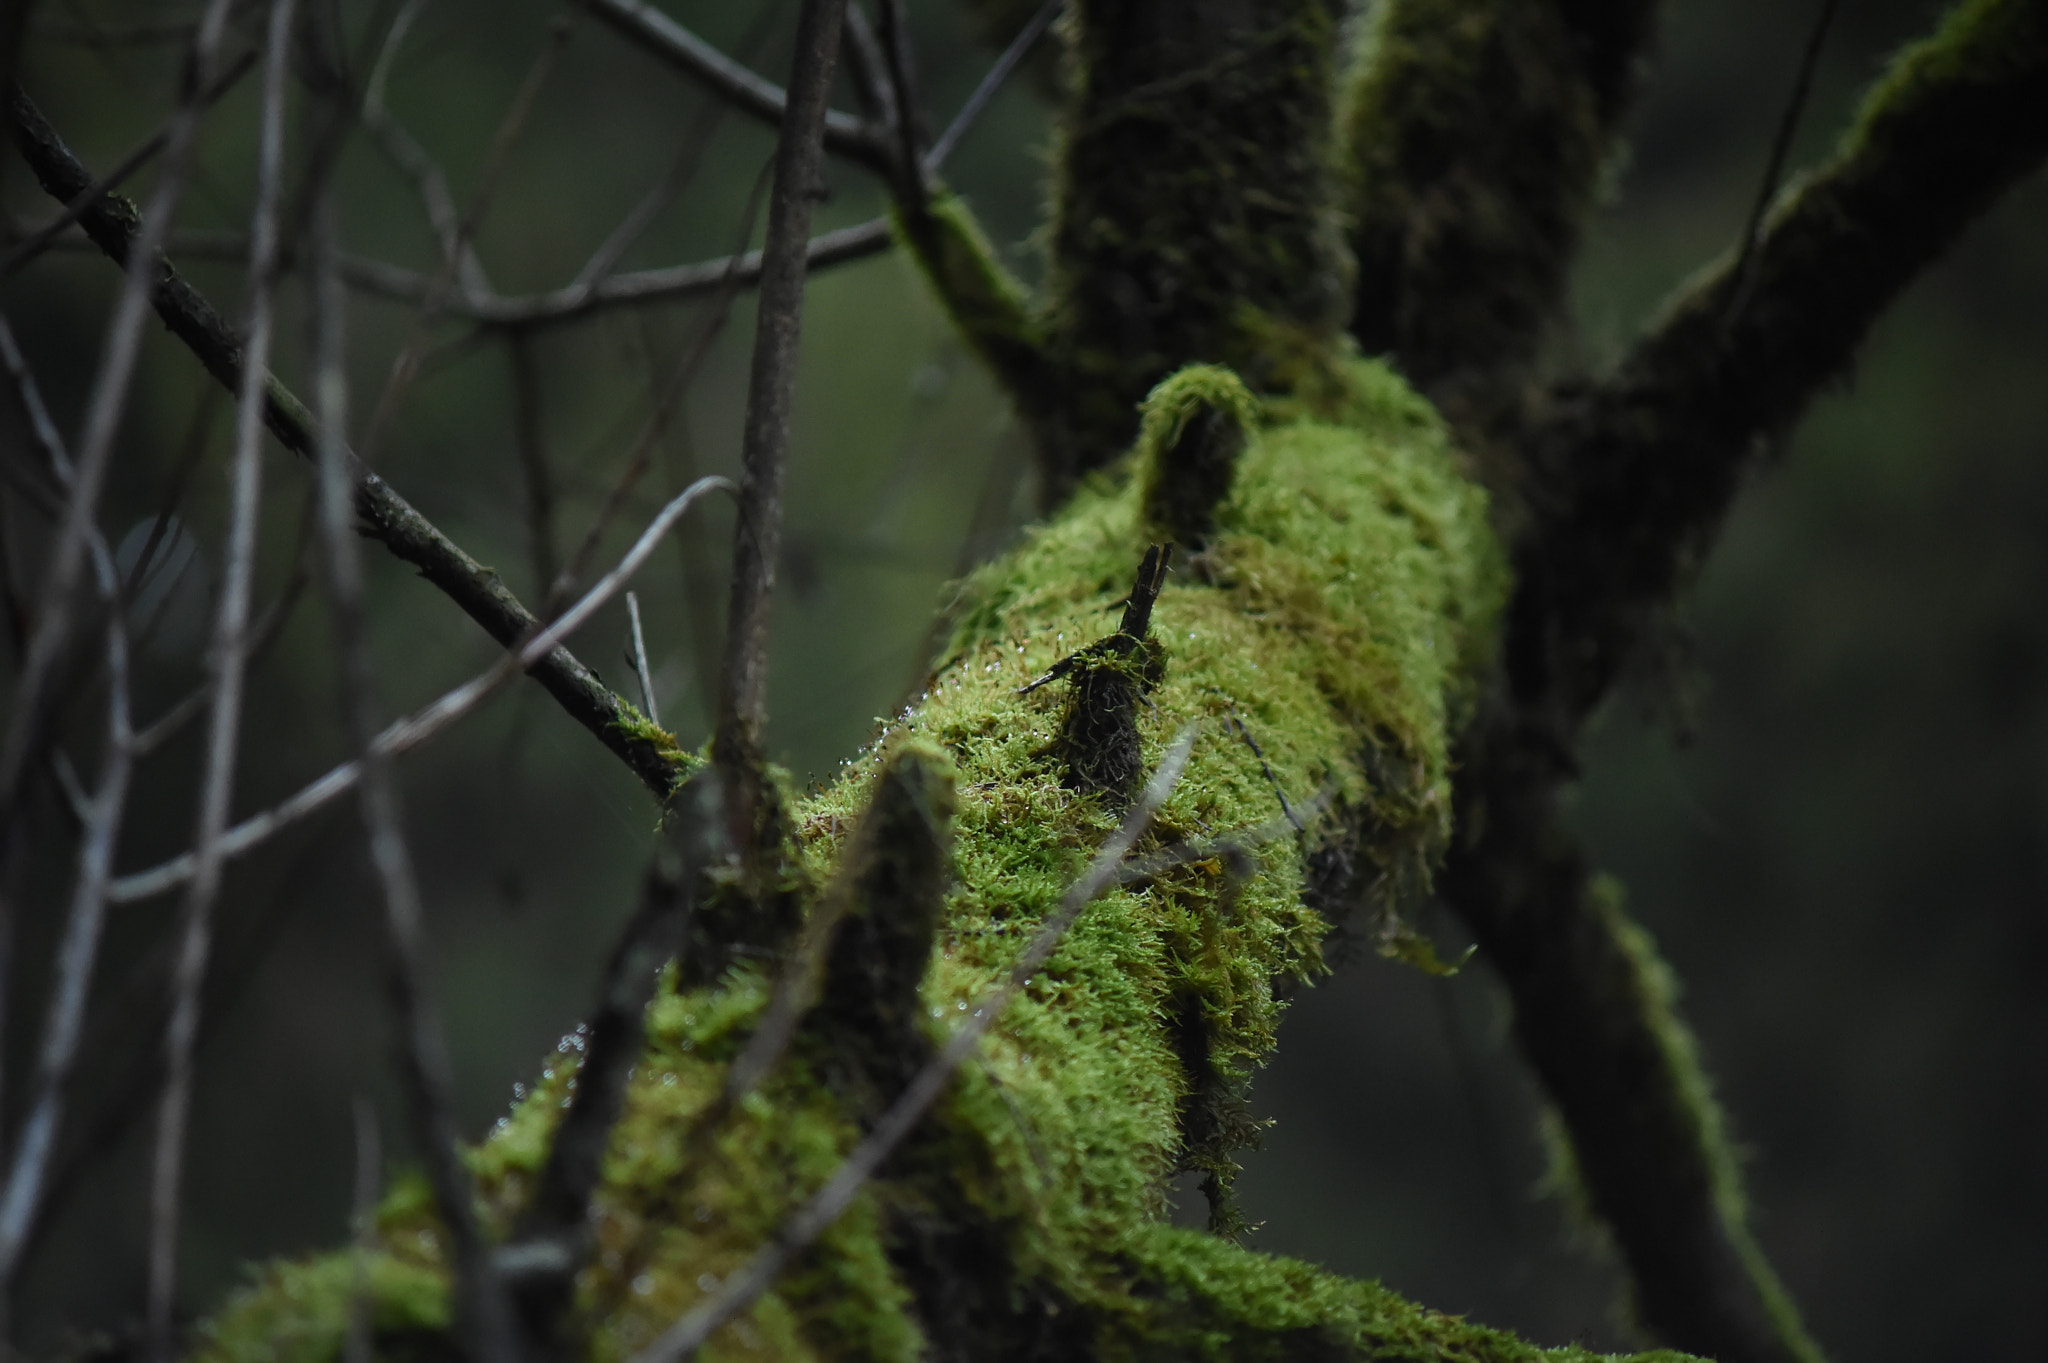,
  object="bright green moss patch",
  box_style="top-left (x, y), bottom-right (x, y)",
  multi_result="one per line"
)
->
top-left (192, 362), bottom-right (1710, 1362)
